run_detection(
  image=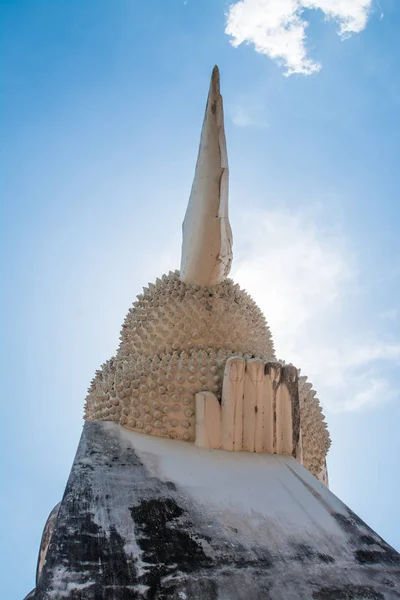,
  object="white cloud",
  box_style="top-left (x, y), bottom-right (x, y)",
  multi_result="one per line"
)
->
top-left (229, 97), bottom-right (269, 128)
top-left (231, 104), bottom-right (255, 127)
top-left (303, 0), bottom-right (371, 36)
top-left (346, 379), bottom-right (394, 411)
top-left (232, 208), bottom-right (400, 412)
top-left (225, 0), bottom-right (373, 75)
